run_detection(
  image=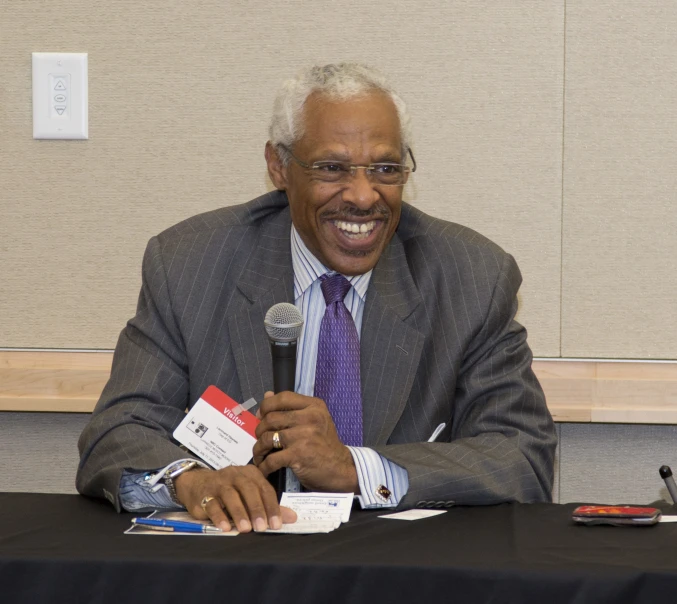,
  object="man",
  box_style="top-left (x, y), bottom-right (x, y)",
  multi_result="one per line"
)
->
top-left (77, 63), bottom-right (557, 534)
